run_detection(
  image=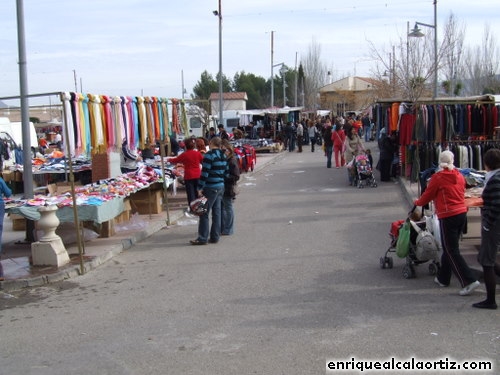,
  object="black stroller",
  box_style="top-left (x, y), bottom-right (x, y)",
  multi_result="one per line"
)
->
top-left (380, 208), bottom-right (441, 279)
